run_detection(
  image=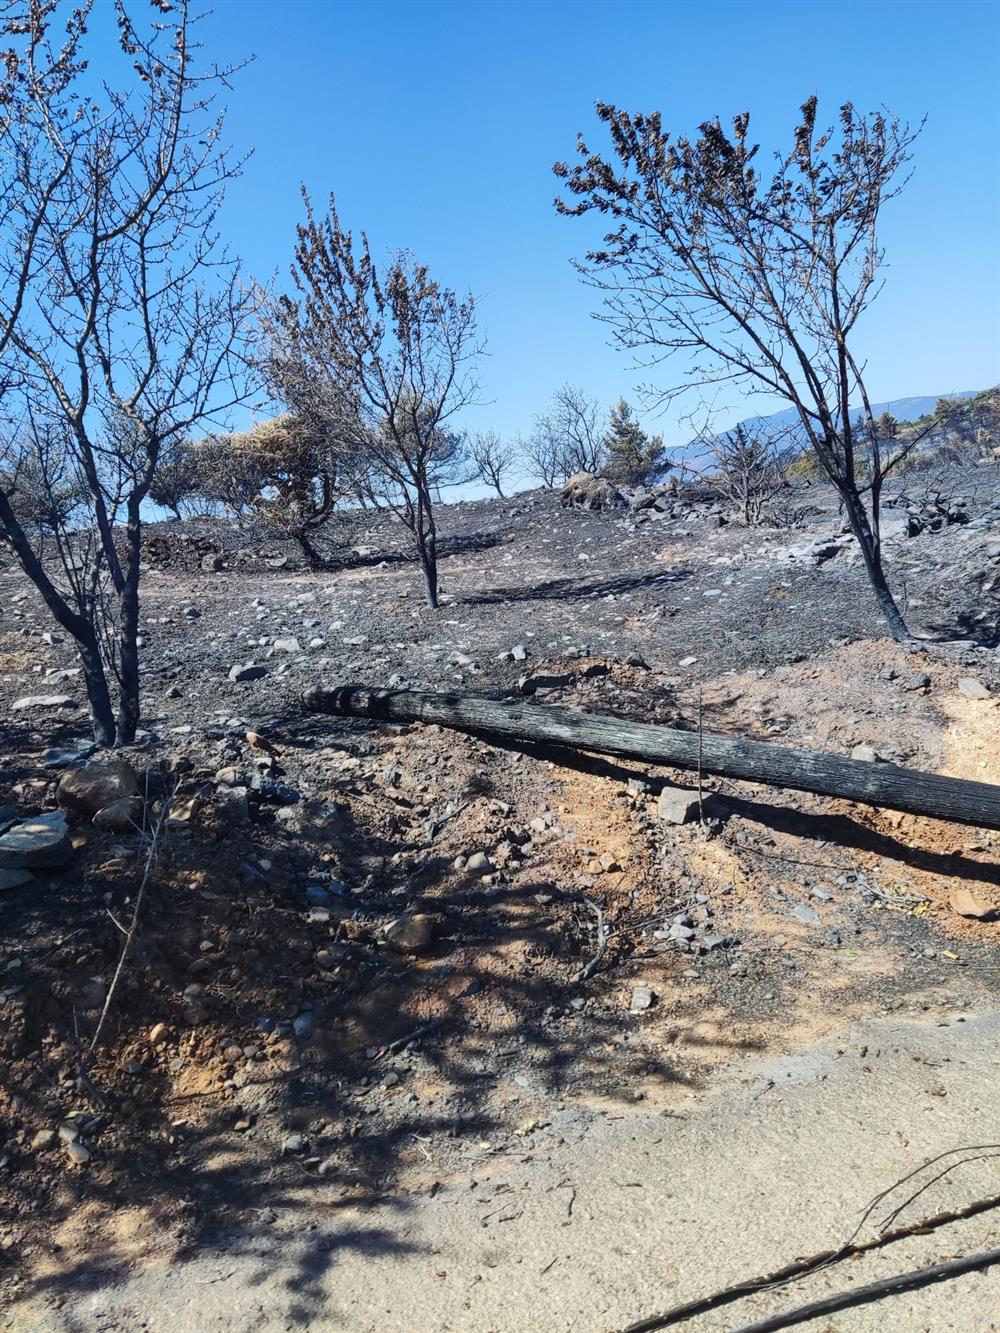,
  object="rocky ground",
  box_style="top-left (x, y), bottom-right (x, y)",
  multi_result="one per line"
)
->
top-left (1, 468), bottom-right (999, 1329)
